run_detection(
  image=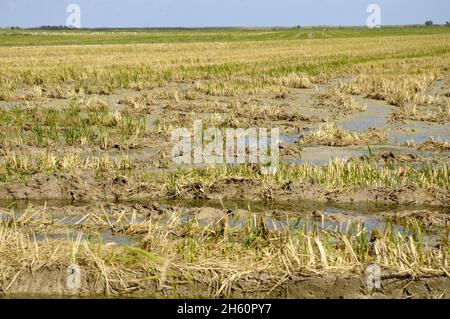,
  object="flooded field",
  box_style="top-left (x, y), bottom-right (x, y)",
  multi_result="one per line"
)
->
top-left (0, 27), bottom-right (449, 299)
top-left (0, 199), bottom-right (448, 298)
